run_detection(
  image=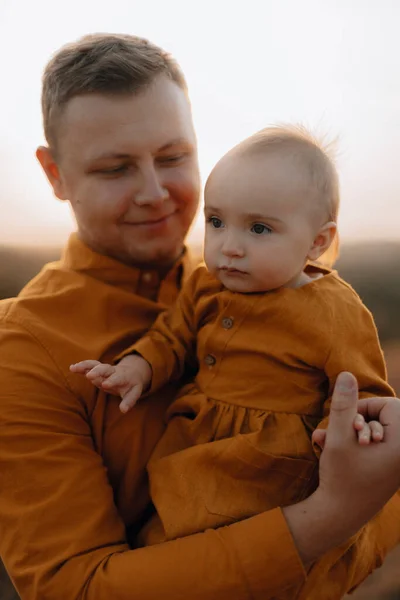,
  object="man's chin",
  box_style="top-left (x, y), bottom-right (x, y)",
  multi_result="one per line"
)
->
top-left (125, 242), bottom-right (184, 270)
